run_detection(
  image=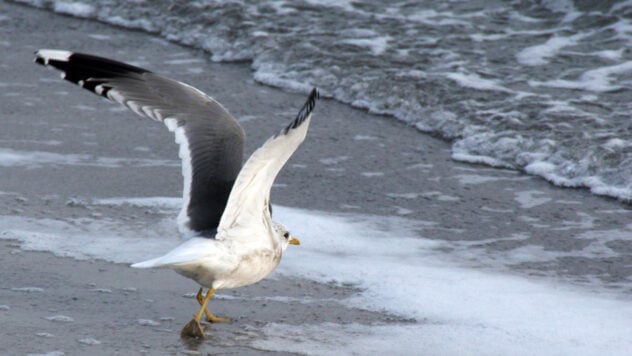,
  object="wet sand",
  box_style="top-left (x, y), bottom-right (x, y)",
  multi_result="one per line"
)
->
top-left (1, 2), bottom-right (631, 355)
